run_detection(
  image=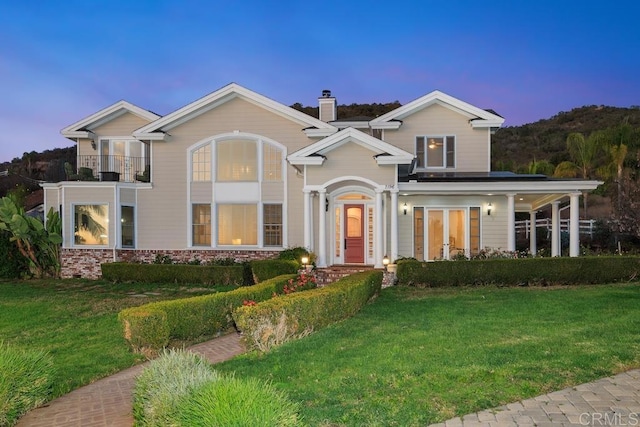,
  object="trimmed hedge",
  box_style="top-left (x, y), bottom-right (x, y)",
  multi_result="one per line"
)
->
top-left (101, 262), bottom-right (247, 285)
top-left (118, 274), bottom-right (297, 353)
top-left (250, 259), bottom-right (299, 283)
top-left (397, 256), bottom-right (640, 287)
top-left (0, 343), bottom-right (54, 427)
top-left (233, 270), bottom-right (383, 351)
